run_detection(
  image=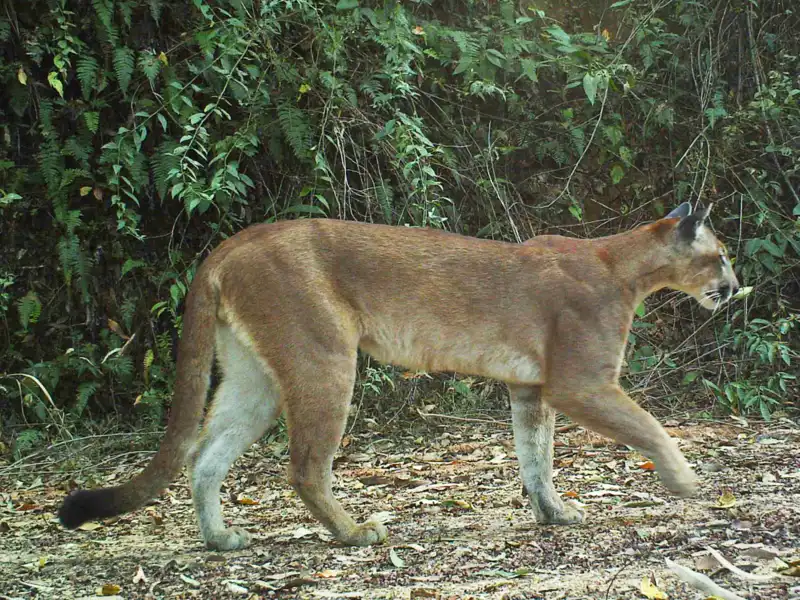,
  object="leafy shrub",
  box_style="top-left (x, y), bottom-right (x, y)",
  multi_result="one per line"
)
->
top-left (0, 0), bottom-right (797, 455)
